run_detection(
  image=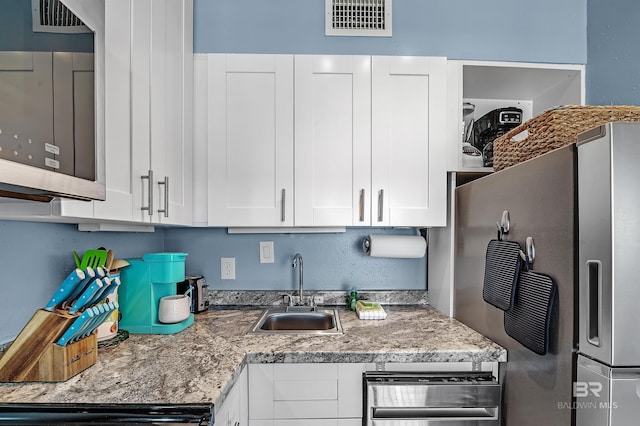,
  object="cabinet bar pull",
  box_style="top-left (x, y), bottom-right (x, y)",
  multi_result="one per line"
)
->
top-left (141, 169), bottom-right (153, 216)
top-left (359, 189), bottom-right (365, 222)
top-left (377, 189), bottom-right (384, 222)
top-left (281, 189), bottom-right (286, 222)
top-left (157, 176), bottom-right (169, 218)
